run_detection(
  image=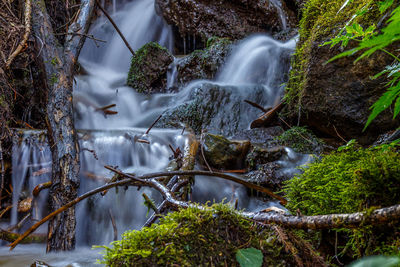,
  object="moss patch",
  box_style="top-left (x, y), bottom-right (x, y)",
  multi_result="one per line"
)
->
top-left (97, 203), bottom-right (292, 266)
top-left (276, 126), bottom-right (324, 154)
